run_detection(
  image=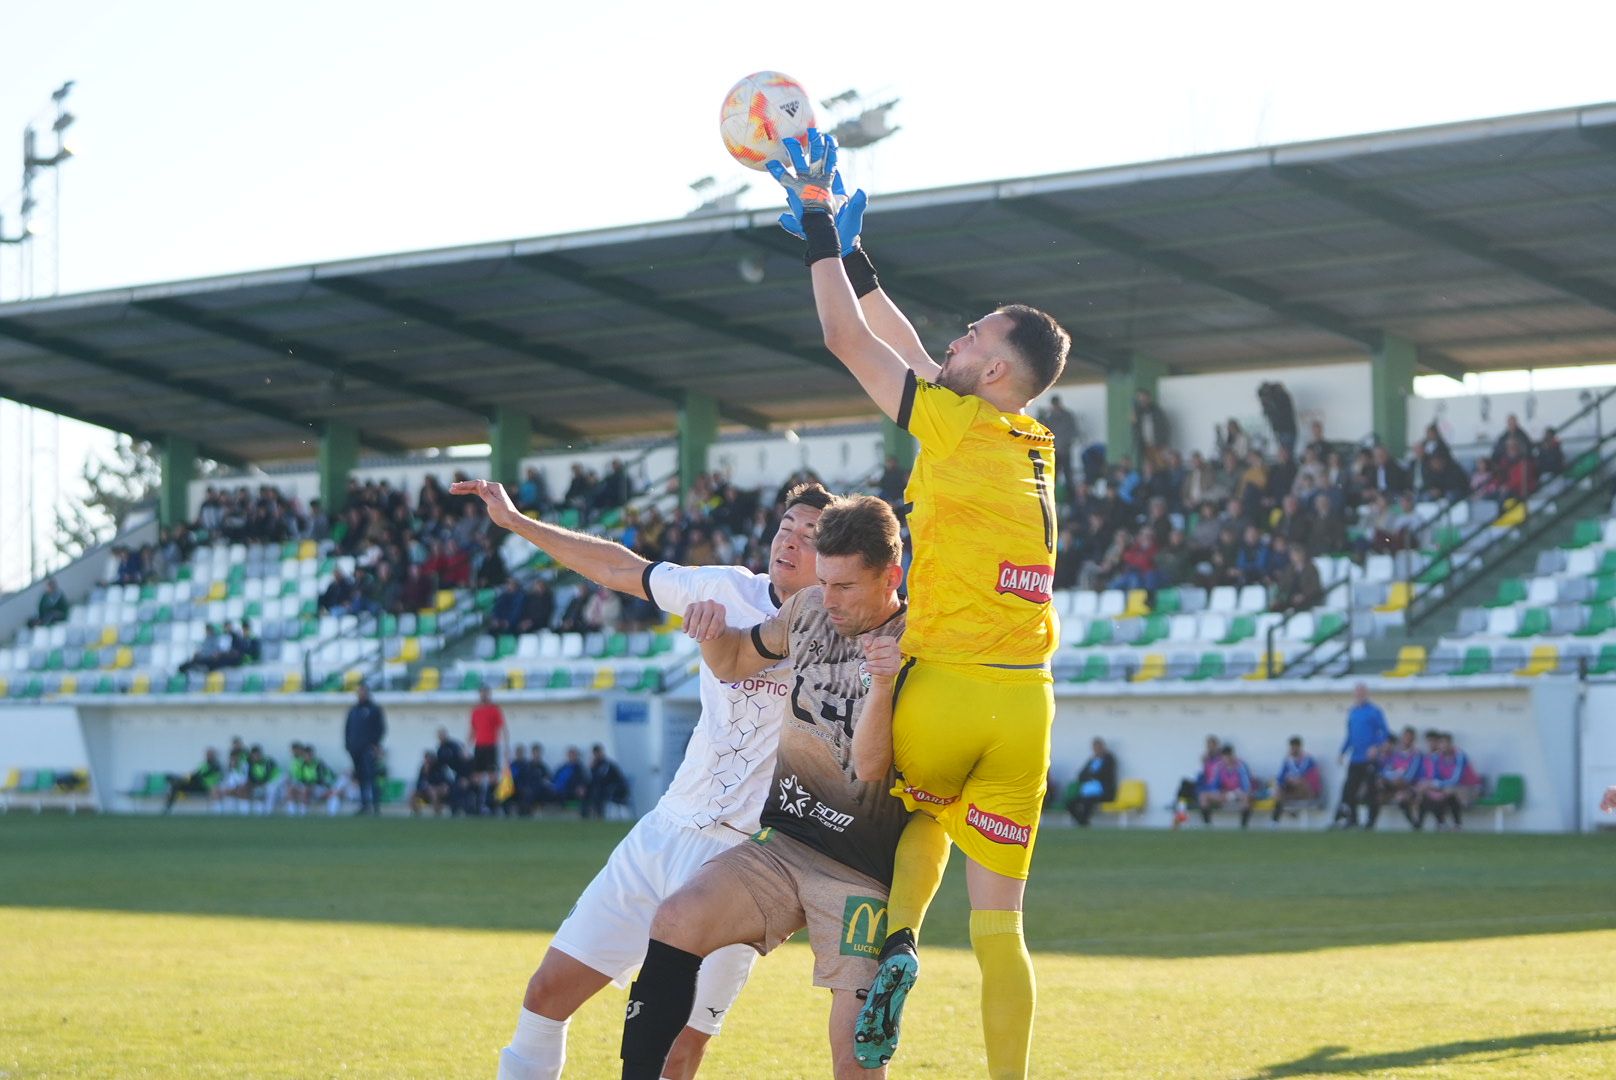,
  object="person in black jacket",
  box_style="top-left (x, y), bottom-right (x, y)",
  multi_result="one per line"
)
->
top-left (343, 684), bottom-right (386, 815)
top-left (1258, 381), bottom-right (1298, 456)
top-left (581, 743), bottom-right (629, 819)
top-left (1065, 737), bottom-right (1118, 826)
